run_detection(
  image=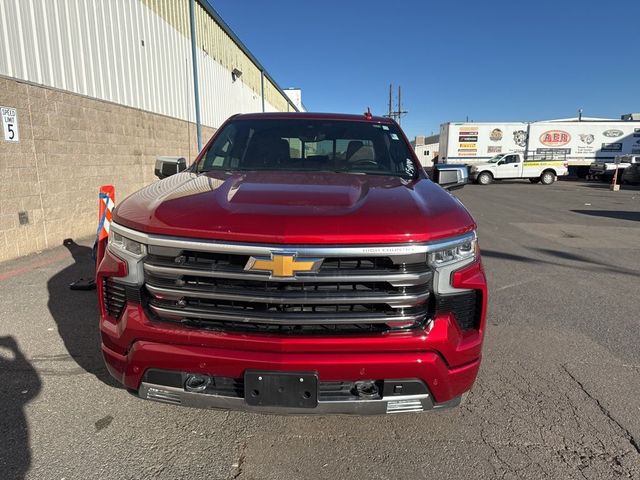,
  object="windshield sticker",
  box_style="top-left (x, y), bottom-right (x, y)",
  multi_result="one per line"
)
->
top-left (372, 124), bottom-right (381, 128)
top-left (405, 159), bottom-right (416, 176)
top-left (382, 125), bottom-right (389, 130)
top-left (390, 133), bottom-right (399, 140)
